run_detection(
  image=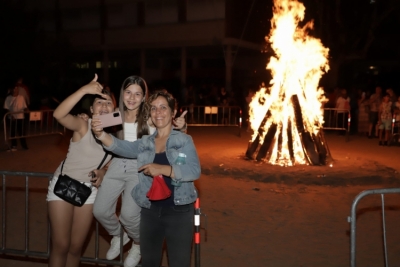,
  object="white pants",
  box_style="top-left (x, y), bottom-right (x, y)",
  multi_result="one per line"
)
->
top-left (93, 158), bottom-right (141, 242)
